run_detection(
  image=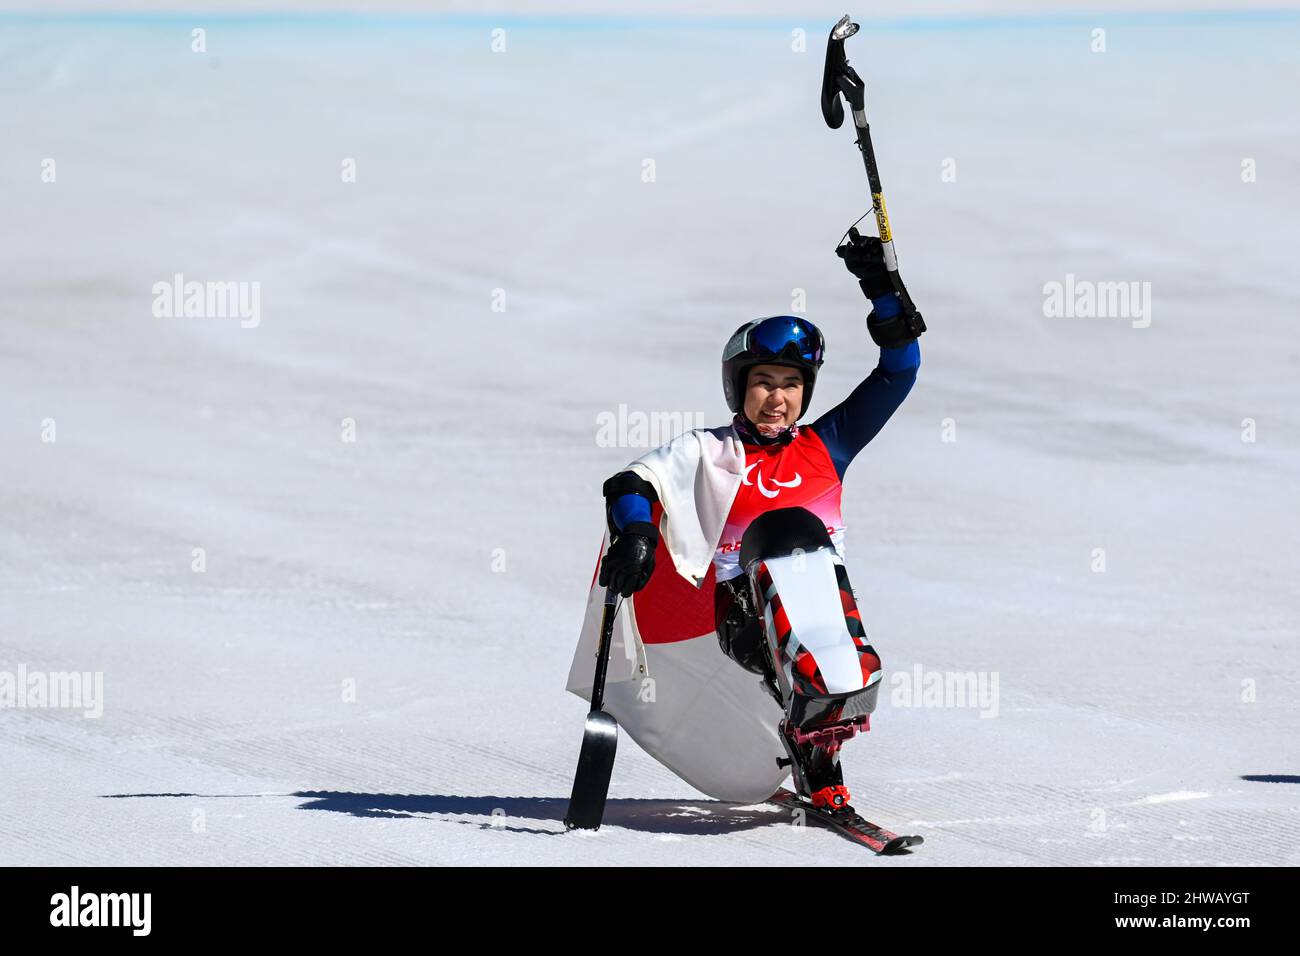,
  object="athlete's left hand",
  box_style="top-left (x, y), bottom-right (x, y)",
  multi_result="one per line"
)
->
top-left (836, 228), bottom-right (893, 299)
